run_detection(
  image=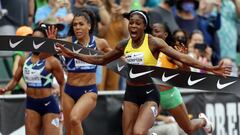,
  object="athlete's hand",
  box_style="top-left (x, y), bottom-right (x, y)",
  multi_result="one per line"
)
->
top-left (211, 61), bottom-right (232, 77)
top-left (46, 25), bottom-right (58, 39)
top-left (174, 43), bottom-right (188, 54)
top-left (55, 43), bottom-right (75, 58)
top-left (0, 88), bottom-right (7, 95)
